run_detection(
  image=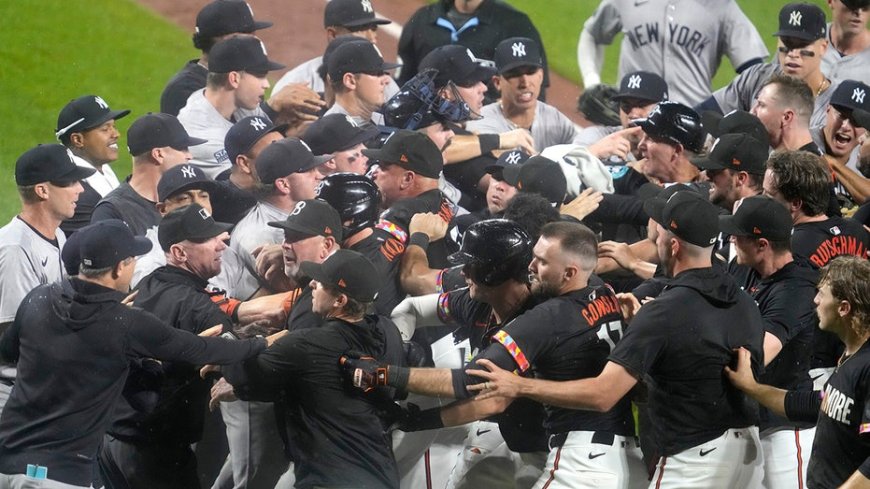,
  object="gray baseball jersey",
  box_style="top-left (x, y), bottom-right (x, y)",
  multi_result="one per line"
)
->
top-left (0, 218), bottom-right (66, 323)
top-left (822, 24), bottom-right (870, 83)
top-left (574, 125), bottom-right (620, 146)
top-left (466, 101), bottom-right (580, 152)
top-left (583, 0), bottom-right (768, 106)
top-left (712, 63), bottom-right (837, 130)
top-left (272, 55), bottom-right (400, 100)
top-left (177, 89), bottom-right (265, 179)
